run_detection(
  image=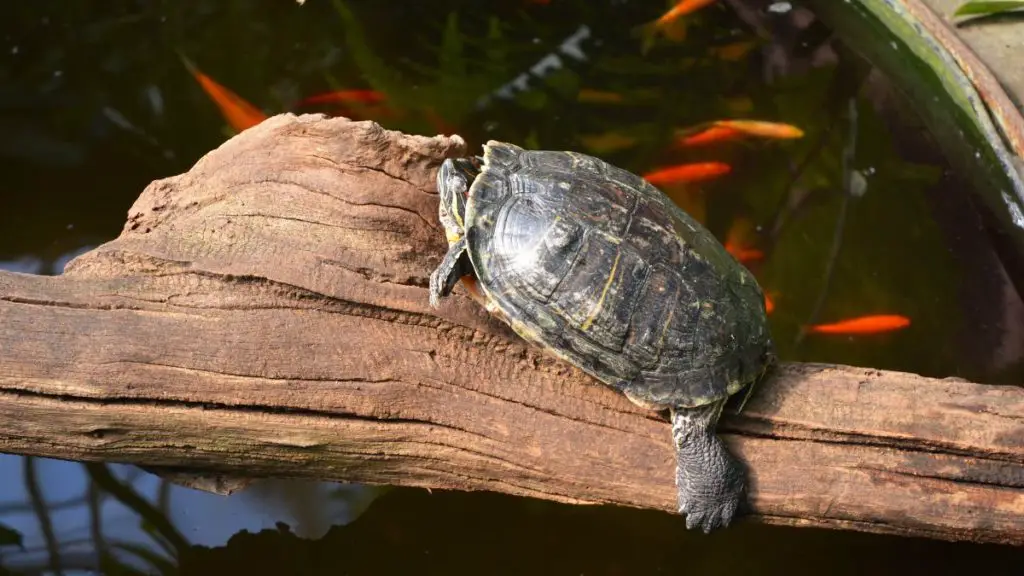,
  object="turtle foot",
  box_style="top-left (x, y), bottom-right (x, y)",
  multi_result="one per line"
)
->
top-left (671, 401), bottom-right (747, 533)
top-left (676, 470), bottom-right (743, 533)
top-left (428, 236), bottom-right (468, 309)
